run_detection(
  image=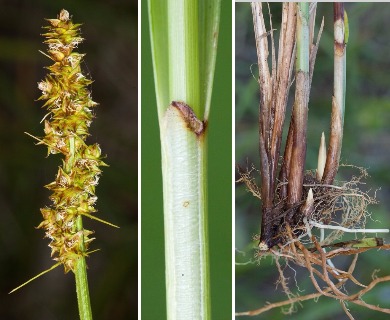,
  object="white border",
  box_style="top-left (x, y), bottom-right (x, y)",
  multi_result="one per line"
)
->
top-left (232, 2), bottom-right (236, 320)
top-left (137, 0), bottom-right (141, 319)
